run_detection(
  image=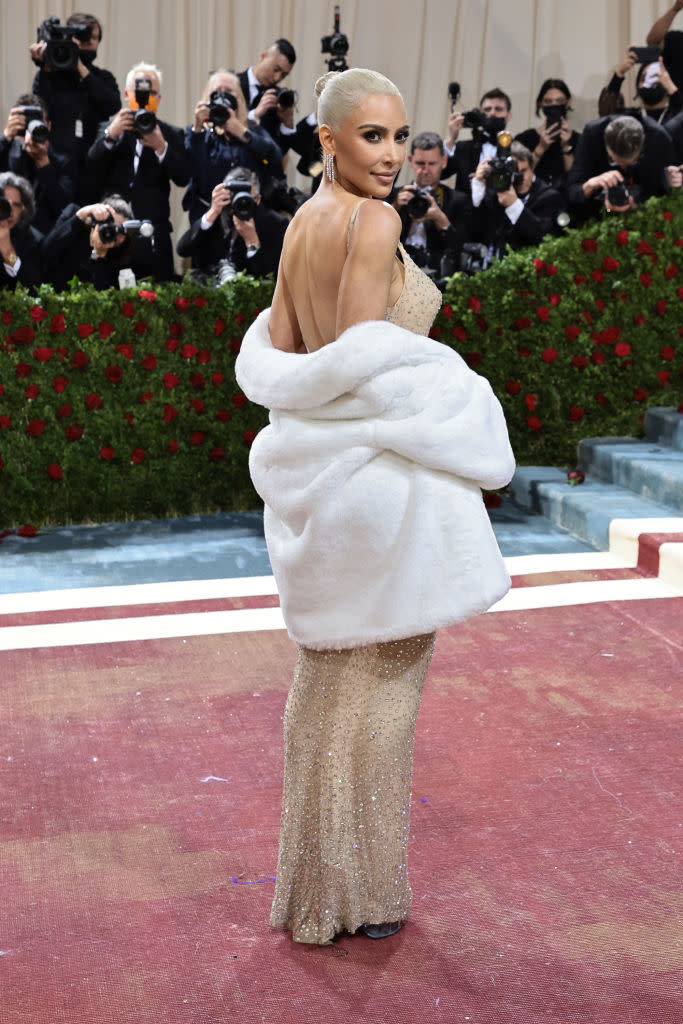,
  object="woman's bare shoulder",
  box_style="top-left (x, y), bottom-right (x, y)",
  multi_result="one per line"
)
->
top-left (350, 199), bottom-right (401, 246)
